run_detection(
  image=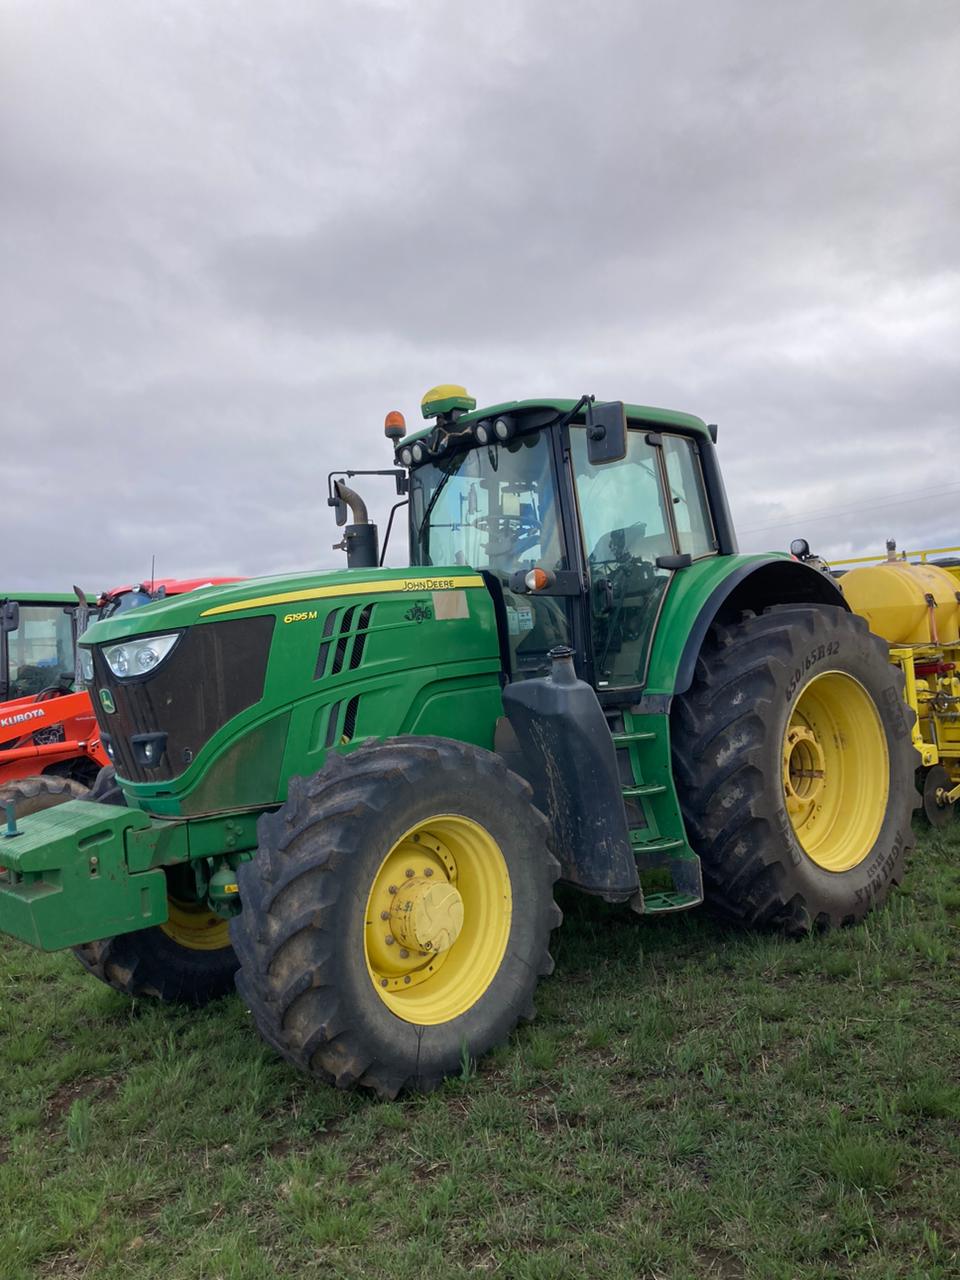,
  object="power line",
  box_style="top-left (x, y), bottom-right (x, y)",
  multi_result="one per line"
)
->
top-left (739, 480), bottom-right (960, 536)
